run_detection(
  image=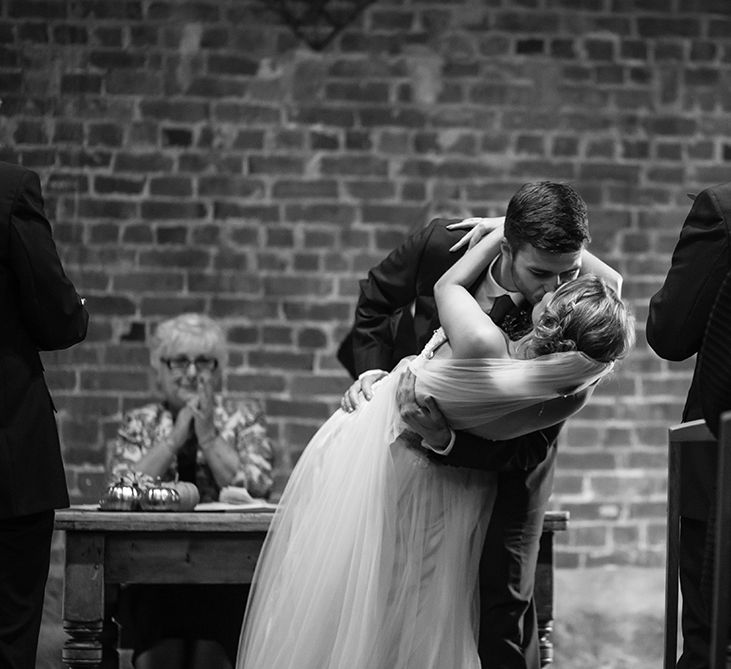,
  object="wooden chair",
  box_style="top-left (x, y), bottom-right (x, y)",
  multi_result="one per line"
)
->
top-left (665, 419), bottom-right (715, 669)
top-left (710, 411), bottom-right (731, 669)
top-left (665, 414), bottom-right (731, 669)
